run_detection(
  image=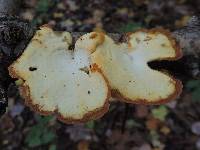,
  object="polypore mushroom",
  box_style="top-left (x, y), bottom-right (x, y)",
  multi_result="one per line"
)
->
top-left (76, 29), bottom-right (183, 104)
top-left (8, 27), bottom-right (110, 123)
